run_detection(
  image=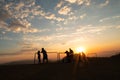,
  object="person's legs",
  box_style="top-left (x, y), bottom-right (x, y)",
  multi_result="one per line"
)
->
top-left (43, 58), bottom-right (45, 63)
top-left (39, 58), bottom-right (41, 63)
top-left (46, 58), bottom-right (48, 63)
top-left (38, 57), bottom-right (40, 63)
